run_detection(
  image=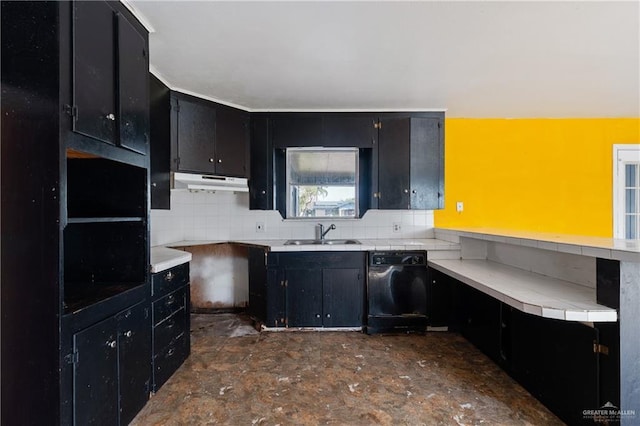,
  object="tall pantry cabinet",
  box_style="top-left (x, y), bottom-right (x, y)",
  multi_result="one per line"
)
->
top-left (1, 1), bottom-right (152, 424)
